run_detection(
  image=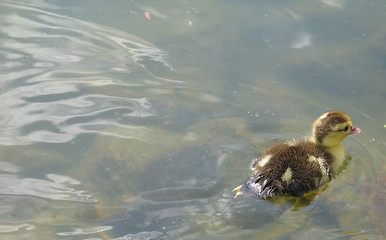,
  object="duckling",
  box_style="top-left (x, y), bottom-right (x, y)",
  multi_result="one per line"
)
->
top-left (233, 111), bottom-right (361, 199)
